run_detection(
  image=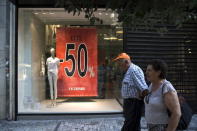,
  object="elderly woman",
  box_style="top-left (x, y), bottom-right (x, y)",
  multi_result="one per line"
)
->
top-left (145, 59), bottom-right (181, 131)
